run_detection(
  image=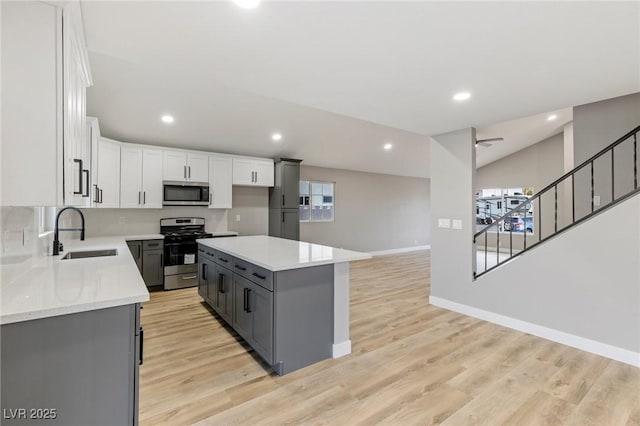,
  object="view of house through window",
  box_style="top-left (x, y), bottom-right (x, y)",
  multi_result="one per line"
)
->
top-left (299, 181), bottom-right (335, 222)
top-left (476, 187), bottom-right (535, 233)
